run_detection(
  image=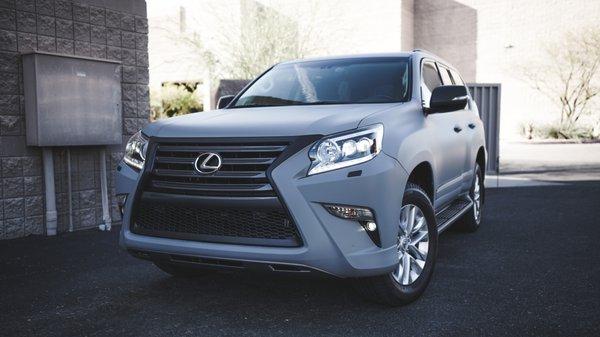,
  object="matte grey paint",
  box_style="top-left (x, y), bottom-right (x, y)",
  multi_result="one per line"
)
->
top-left (142, 103), bottom-right (402, 138)
top-left (117, 51), bottom-right (486, 277)
top-left (23, 52), bottom-right (122, 147)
